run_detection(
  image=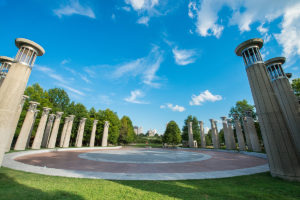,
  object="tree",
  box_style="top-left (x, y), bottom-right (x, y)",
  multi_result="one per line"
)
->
top-left (219, 129), bottom-right (225, 145)
top-left (119, 116), bottom-right (135, 144)
top-left (182, 115), bottom-right (201, 145)
top-left (48, 88), bottom-right (70, 111)
top-left (97, 109), bottom-right (121, 145)
top-left (229, 99), bottom-right (256, 121)
top-left (163, 121), bottom-right (181, 145)
top-left (291, 78), bottom-right (300, 97)
top-left (205, 129), bottom-right (212, 146)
